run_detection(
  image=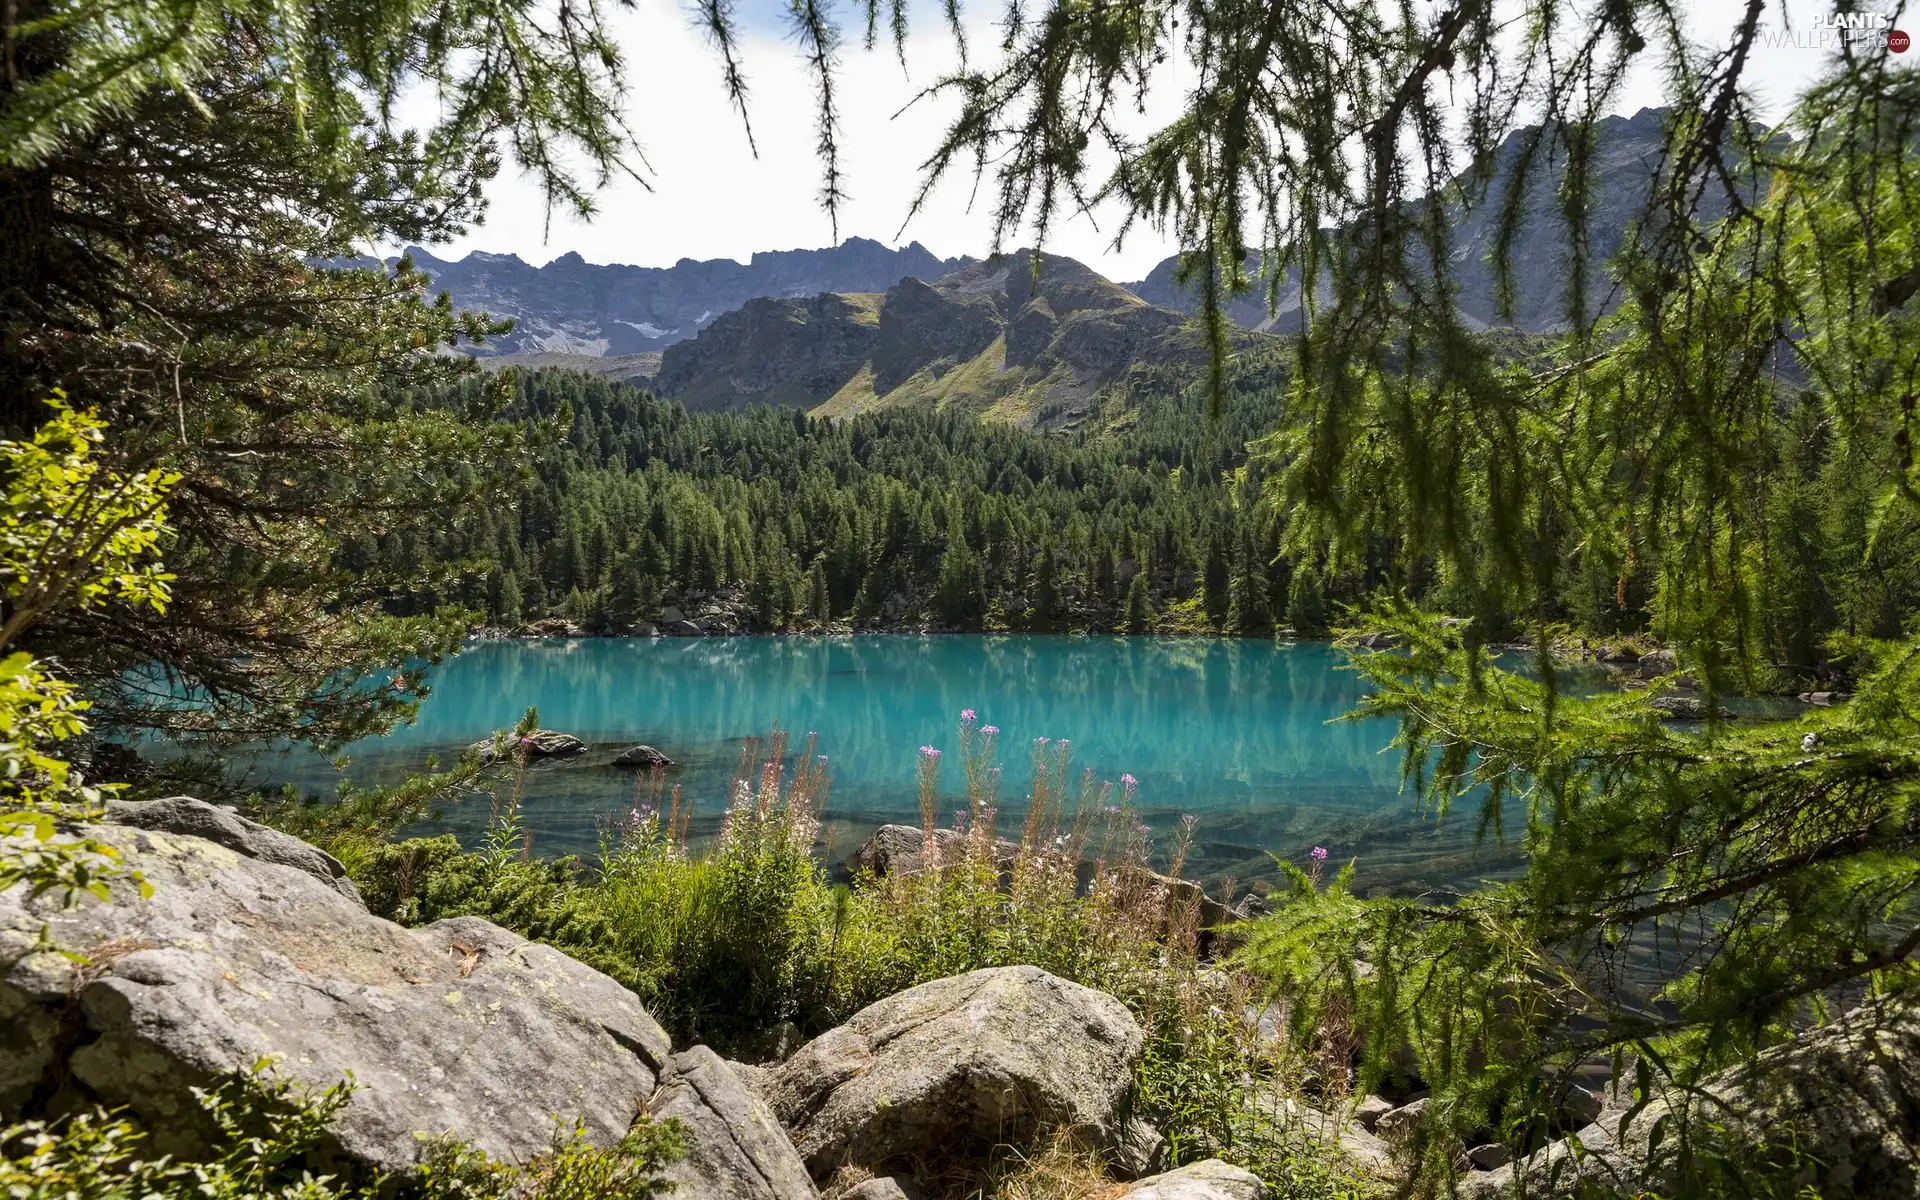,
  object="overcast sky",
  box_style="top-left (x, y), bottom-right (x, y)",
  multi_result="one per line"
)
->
top-left (405, 0), bottom-right (1858, 281)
